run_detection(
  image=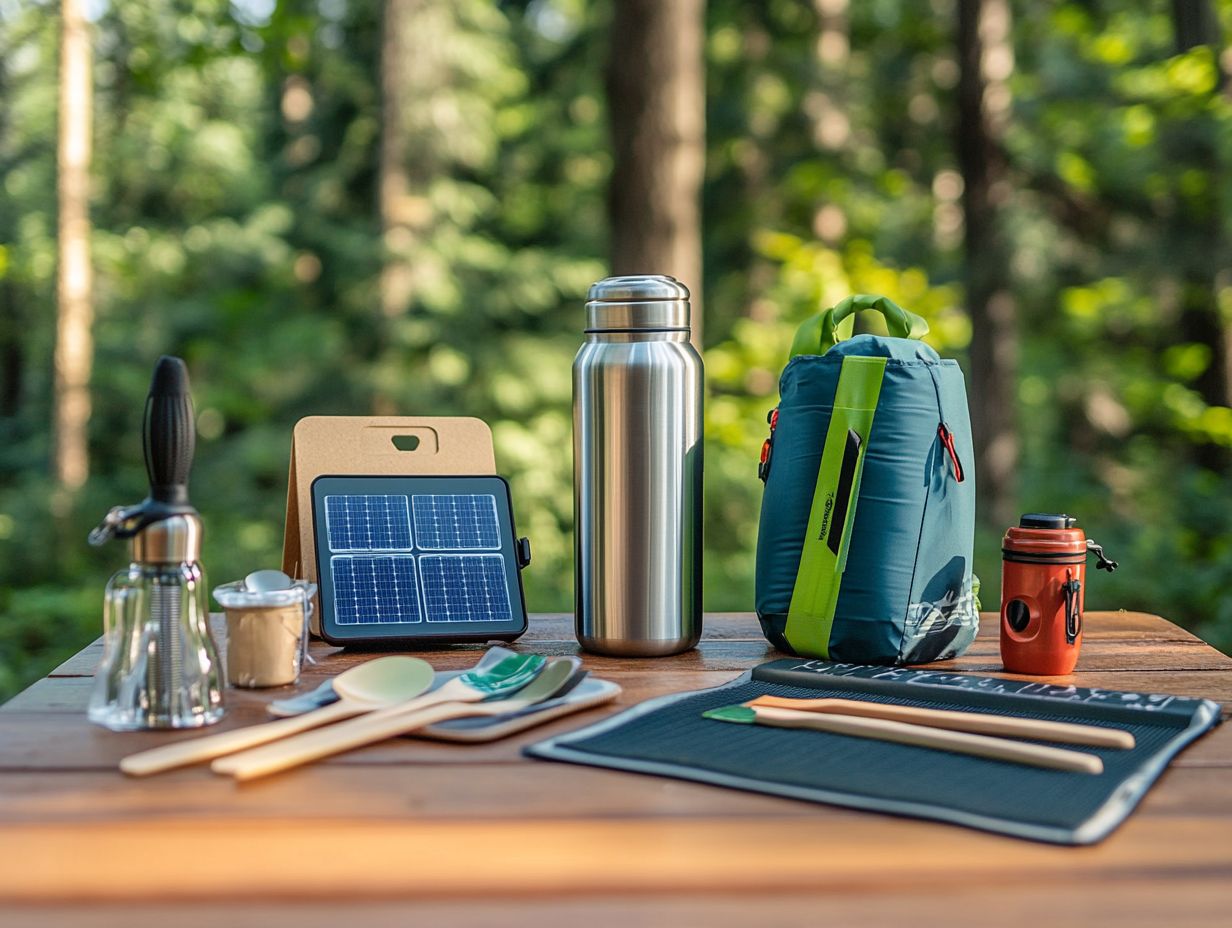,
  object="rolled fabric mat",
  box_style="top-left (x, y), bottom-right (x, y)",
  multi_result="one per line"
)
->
top-left (526, 659), bottom-right (1221, 845)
